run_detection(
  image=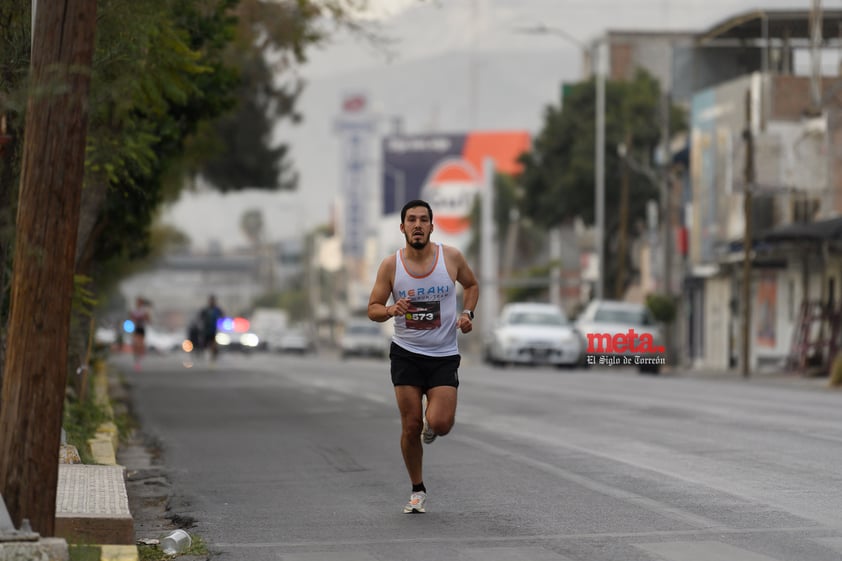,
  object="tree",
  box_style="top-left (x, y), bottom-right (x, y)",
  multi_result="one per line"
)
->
top-left (467, 173), bottom-right (546, 302)
top-left (0, 0), bottom-right (382, 536)
top-left (0, 2), bottom-right (31, 373)
top-left (2, 0), bottom-right (382, 307)
top-left (517, 69), bottom-right (686, 295)
top-left (195, 0), bottom-right (382, 192)
top-left (198, 43), bottom-right (299, 191)
top-left (0, 0), bottom-right (97, 535)
top-left (75, 0), bottom-right (241, 281)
